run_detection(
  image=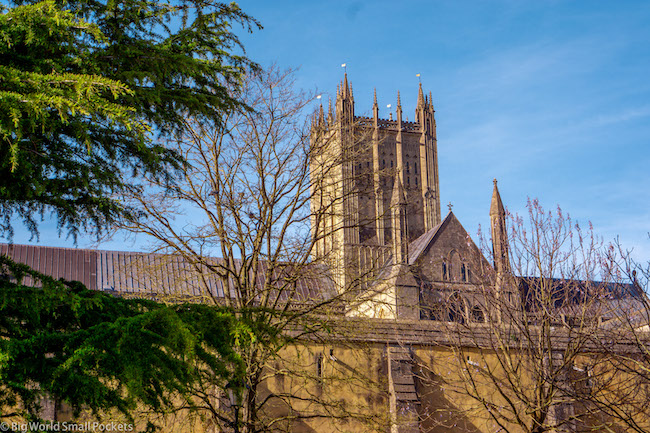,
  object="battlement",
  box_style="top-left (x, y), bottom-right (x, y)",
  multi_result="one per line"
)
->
top-left (312, 74), bottom-right (436, 136)
top-left (355, 116), bottom-right (422, 132)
